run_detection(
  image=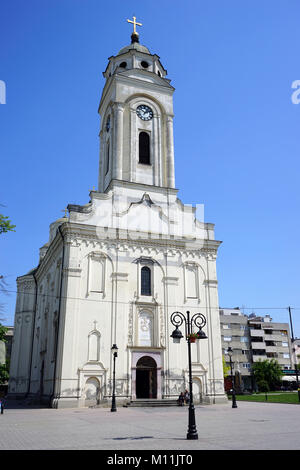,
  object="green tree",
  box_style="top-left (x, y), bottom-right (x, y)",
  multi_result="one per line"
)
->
top-left (0, 324), bottom-right (8, 342)
top-left (0, 211), bottom-right (16, 317)
top-left (256, 379), bottom-right (269, 393)
top-left (222, 355), bottom-right (230, 378)
top-left (0, 214), bottom-right (16, 234)
top-left (0, 360), bottom-right (10, 384)
top-left (252, 359), bottom-right (283, 390)
top-left (0, 324), bottom-right (9, 384)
